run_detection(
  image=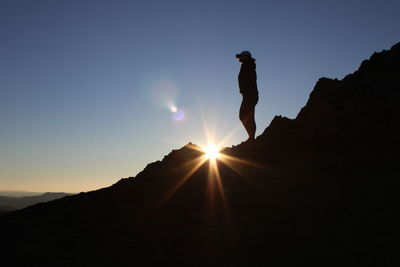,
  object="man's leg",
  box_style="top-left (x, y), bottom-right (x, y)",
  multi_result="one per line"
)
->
top-left (247, 107), bottom-right (256, 140)
top-left (239, 98), bottom-right (255, 141)
top-left (248, 94), bottom-right (258, 140)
